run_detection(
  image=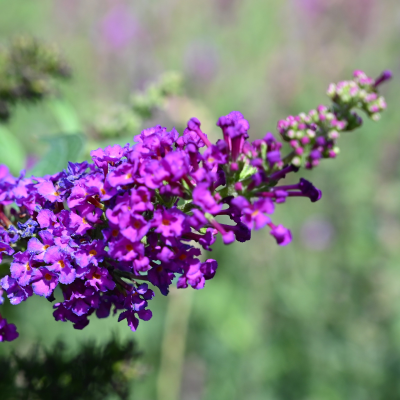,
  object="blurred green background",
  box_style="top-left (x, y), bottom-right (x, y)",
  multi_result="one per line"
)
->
top-left (0, 0), bottom-right (400, 399)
